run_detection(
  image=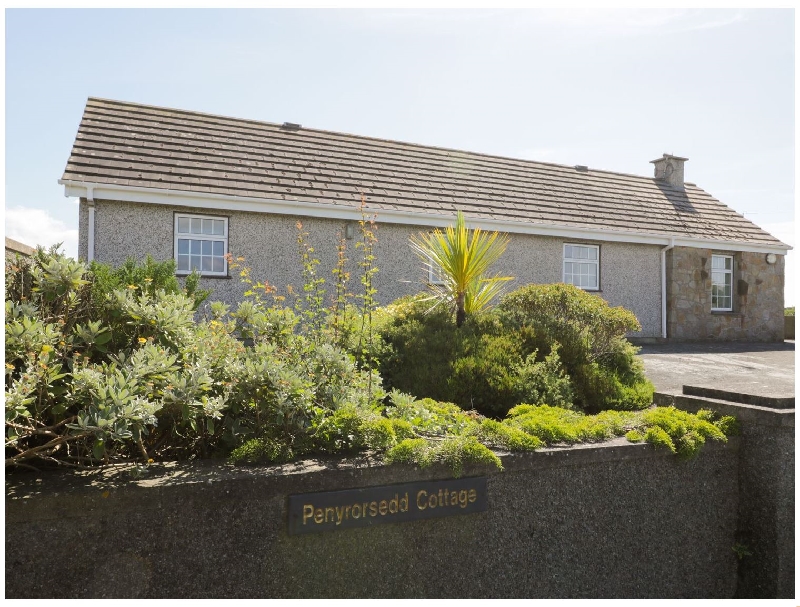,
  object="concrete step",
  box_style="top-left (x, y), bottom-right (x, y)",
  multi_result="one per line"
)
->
top-left (682, 385), bottom-right (794, 410)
